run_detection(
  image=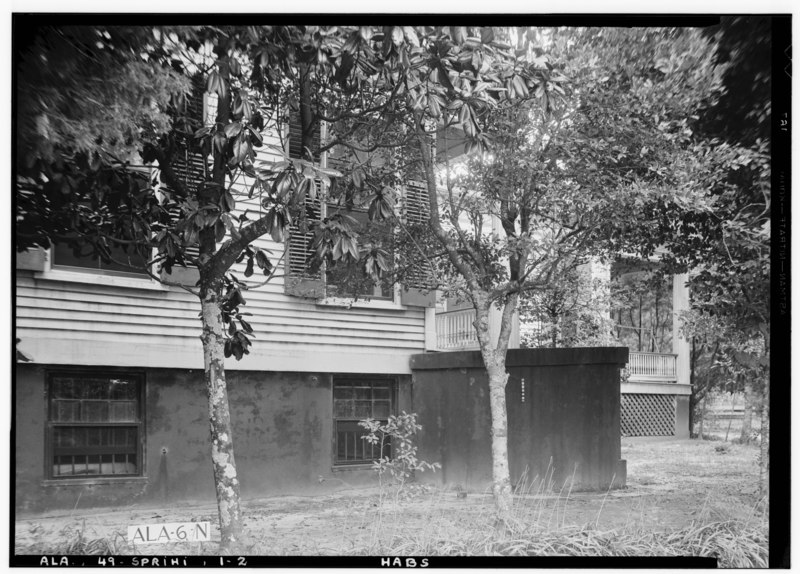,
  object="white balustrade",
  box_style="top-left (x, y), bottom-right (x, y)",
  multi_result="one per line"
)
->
top-left (435, 309), bottom-right (480, 350)
top-left (627, 351), bottom-right (677, 382)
